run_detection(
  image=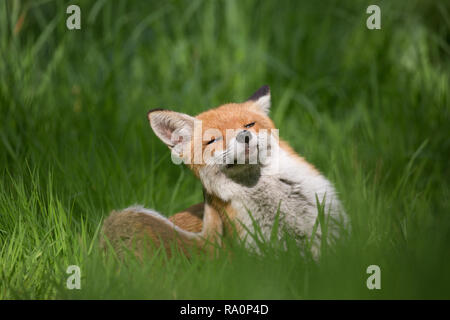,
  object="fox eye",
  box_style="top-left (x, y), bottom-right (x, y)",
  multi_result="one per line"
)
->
top-left (206, 136), bottom-right (222, 145)
top-left (244, 122), bottom-right (255, 128)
